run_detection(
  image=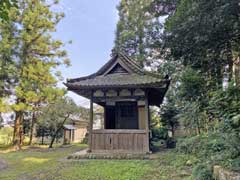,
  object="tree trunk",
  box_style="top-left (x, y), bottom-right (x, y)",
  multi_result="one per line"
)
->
top-left (0, 113), bottom-right (3, 129)
top-left (196, 125), bottom-right (201, 135)
top-left (49, 133), bottom-right (56, 148)
top-left (41, 129), bottom-right (44, 145)
top-left (13, 111), bottom-right (24, 150)
top-left (49, 127), bottom-right (62, 148)
top-left (48, 116), bottom-right (69, 148)
top-left (171, 126), bottom-right (175, 138)
top-left (29, 111), bottom-right (36, 145)
top-left (233, 55), bottom-right (240, 87)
